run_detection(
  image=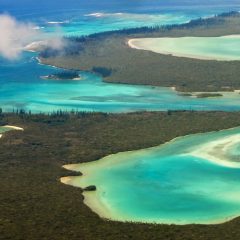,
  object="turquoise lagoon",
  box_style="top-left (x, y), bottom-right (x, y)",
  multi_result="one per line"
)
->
top-left (129, 36), bottom-right (240, 61)
top-left (1, 8), bottom-right (240, 113)
top-left (62, 127), bottom-right (240, 224)
top-left (1, 51), bottom-right (240, 113)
